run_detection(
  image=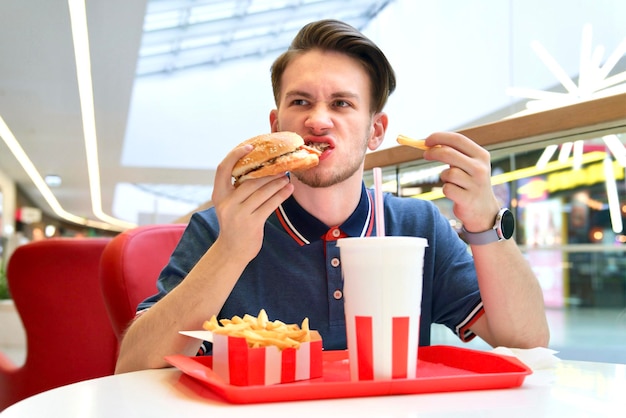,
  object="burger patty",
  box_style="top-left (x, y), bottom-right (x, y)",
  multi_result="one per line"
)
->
top-left (244, 151), bottom-right (298, 175)
top-left (239, 146), bottom-right (319, 178)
